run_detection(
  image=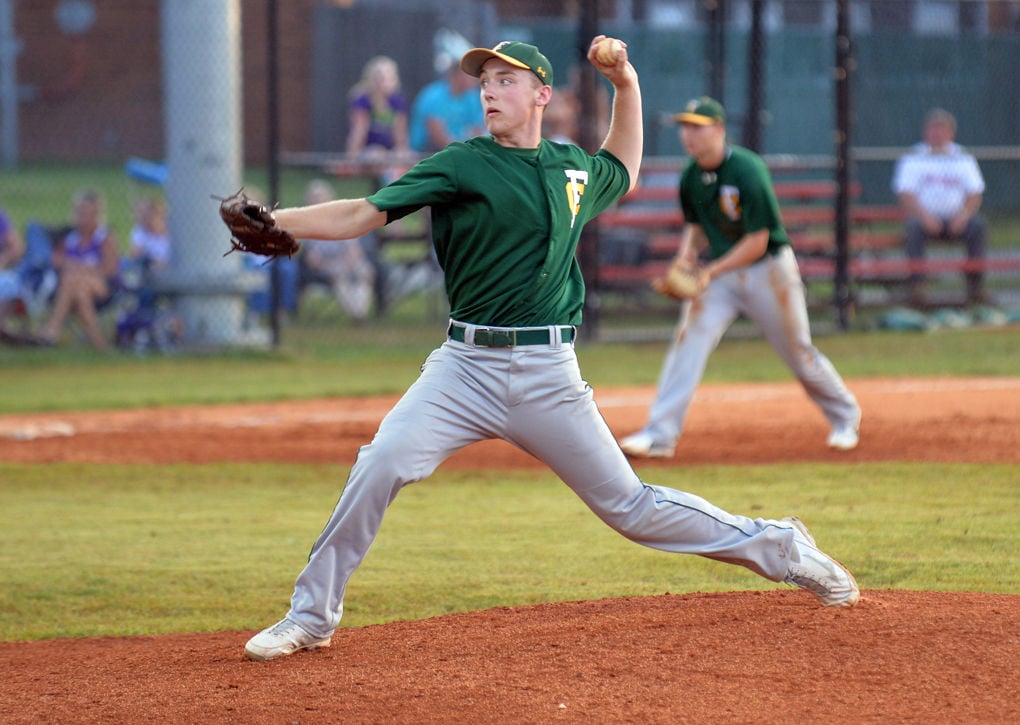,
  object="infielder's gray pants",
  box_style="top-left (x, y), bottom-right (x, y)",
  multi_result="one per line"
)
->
top-left (642, 246), bottom-right (860, 446)
top-left (287, 335), bottom-right (799, 637)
